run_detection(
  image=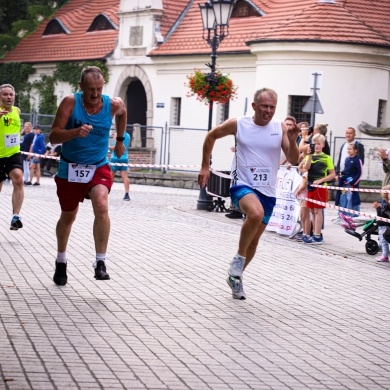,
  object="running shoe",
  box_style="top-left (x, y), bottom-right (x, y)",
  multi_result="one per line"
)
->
top-left (375, 256), bottom-right (389, 263)
top-left (123, 193), bottom-right (130, 201)
top-left (10, 215), bottom-right (23, 230)
top-left (53, 262), bottom-right (67, 286)
top-left (226, 275), bottom-right (246, 300)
